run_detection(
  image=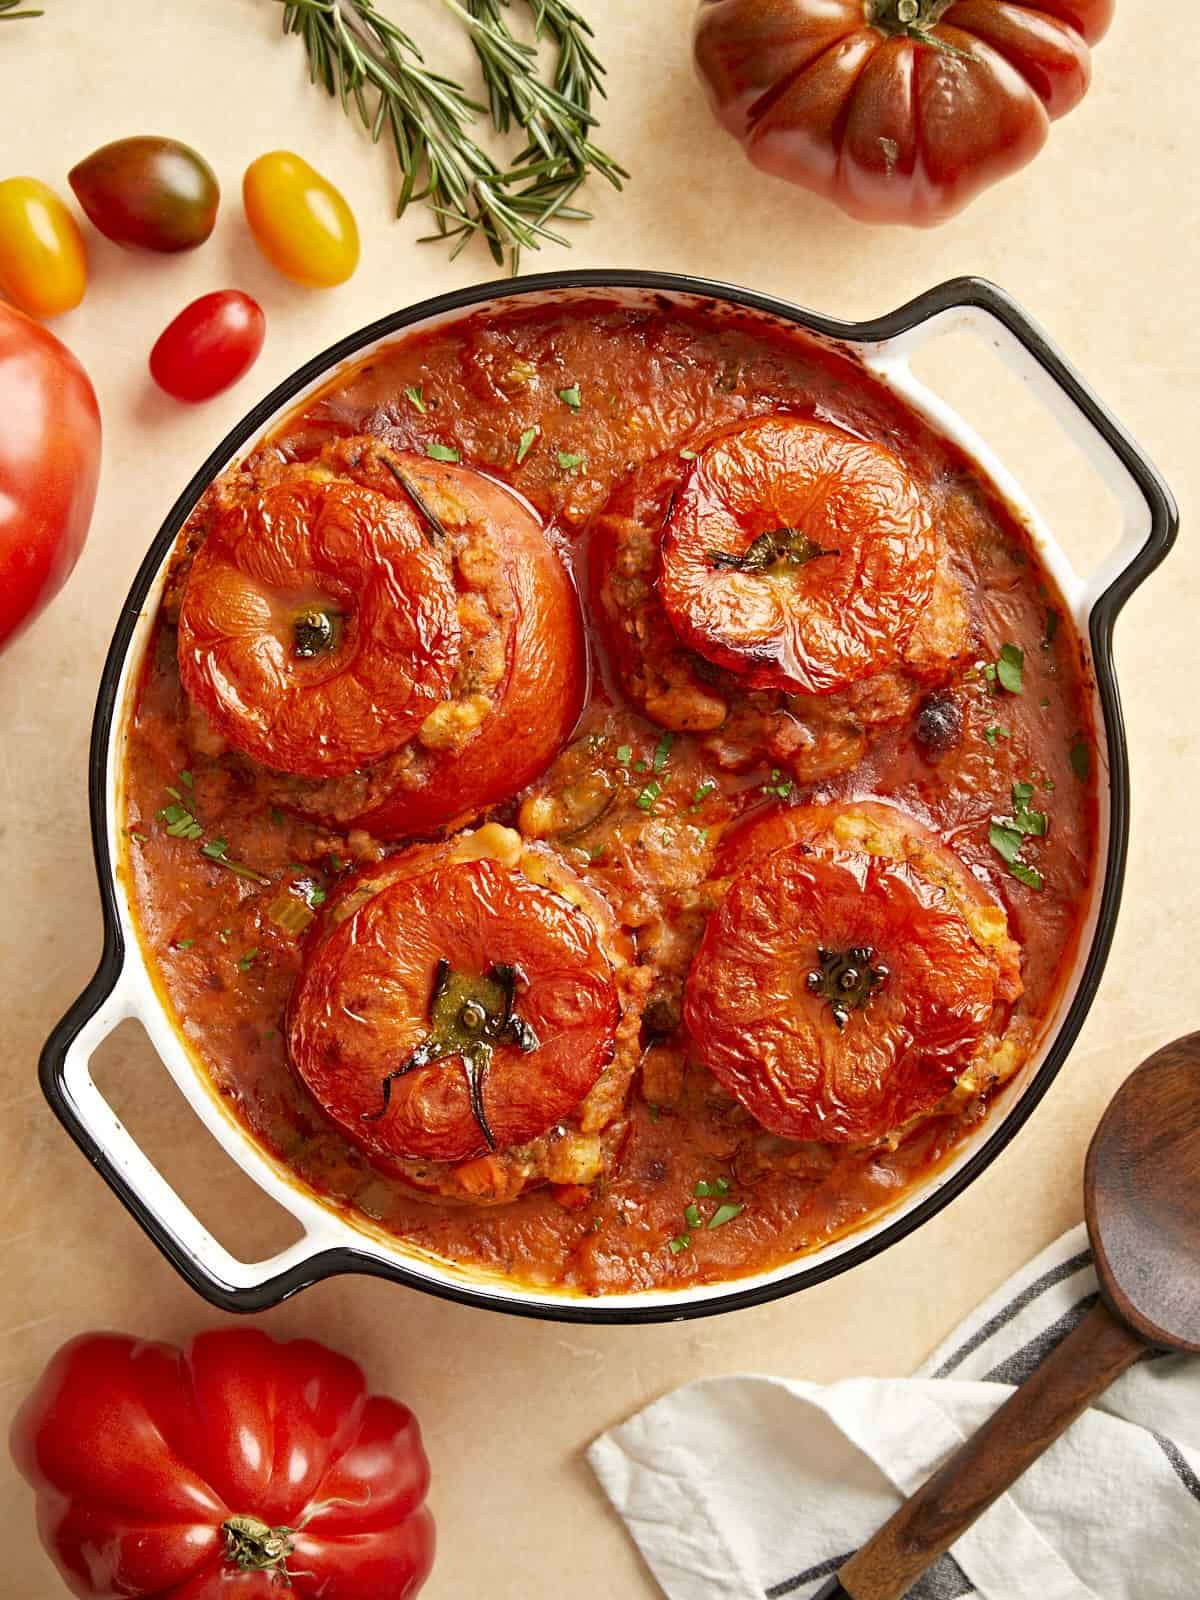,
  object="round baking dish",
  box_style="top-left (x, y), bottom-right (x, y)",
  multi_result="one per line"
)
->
top-left (41, 272), bottom-right (1177, 1322)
